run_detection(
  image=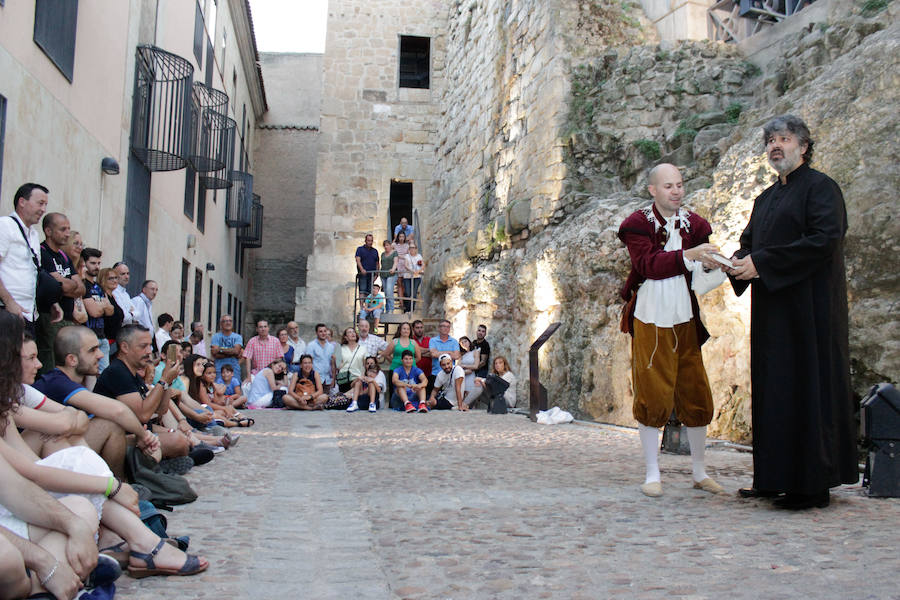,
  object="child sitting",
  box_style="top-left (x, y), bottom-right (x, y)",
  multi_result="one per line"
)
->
top-left (215, 364), bottom-right (246, 408)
